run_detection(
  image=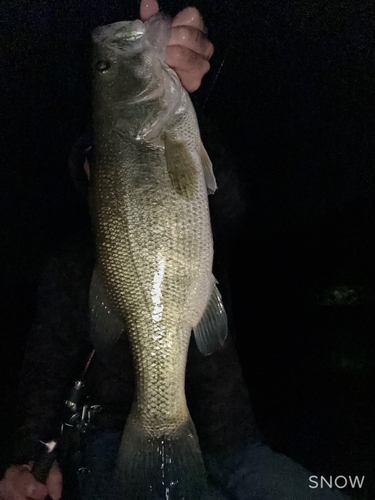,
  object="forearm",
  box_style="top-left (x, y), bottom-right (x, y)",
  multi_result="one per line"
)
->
top-left (12, 234), bottom-right (94, 464)
top-left (186, 334), bottom-right (260, 456)
top-left (13, 332), bottom-right (88, 464)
